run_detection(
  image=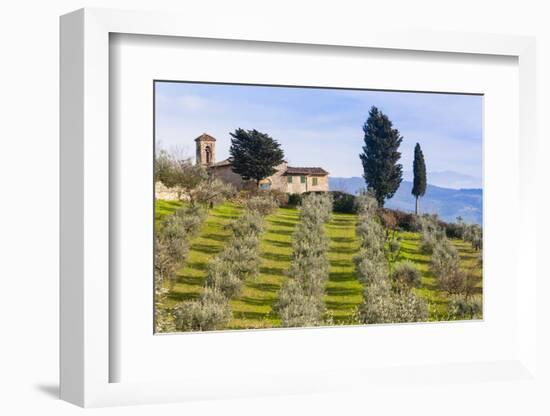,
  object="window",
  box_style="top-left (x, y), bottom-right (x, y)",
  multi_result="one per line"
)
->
top-left (312, 177), bottom-right (318, 186)
top-left (300, 176), bottom-right (306, 184)
top-left (259, 179), bottom-right (272, 190)
top-left (287, 175), bottom-right (293, 184)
